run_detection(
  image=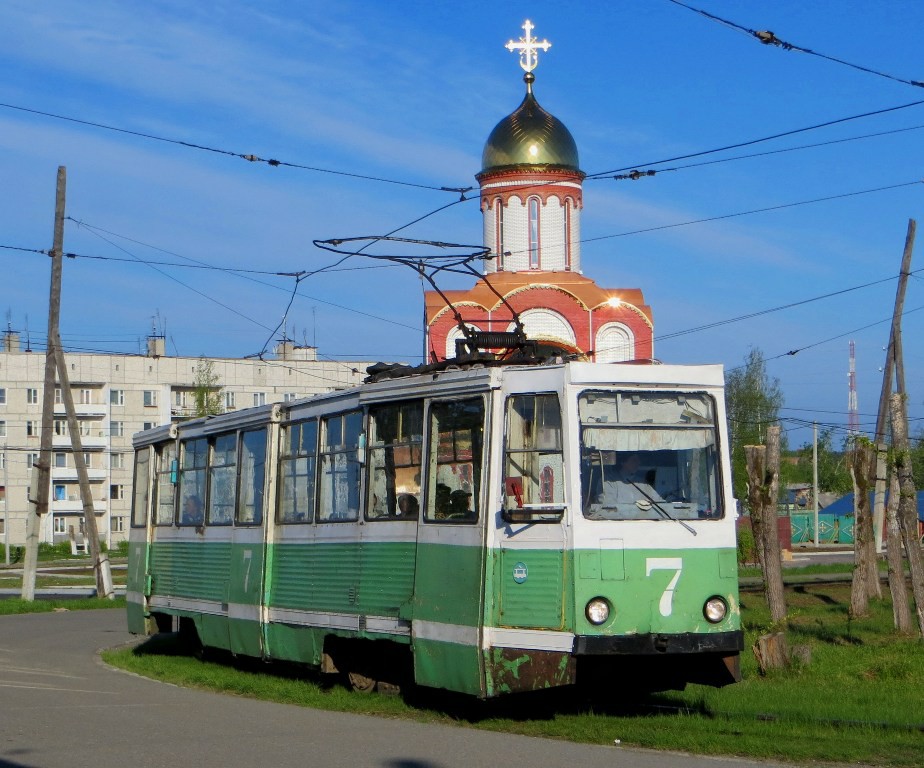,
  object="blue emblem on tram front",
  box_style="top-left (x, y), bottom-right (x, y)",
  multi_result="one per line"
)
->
top-left (513, 562), bottom-right (528, 584)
